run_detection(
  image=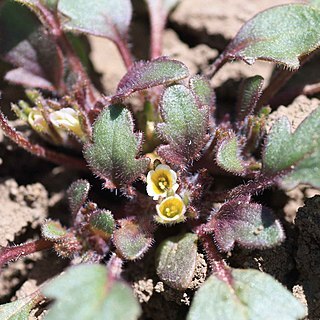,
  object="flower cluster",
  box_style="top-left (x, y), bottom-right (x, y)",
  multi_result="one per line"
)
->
top-left (146, 164), bottom-right (186, 224)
